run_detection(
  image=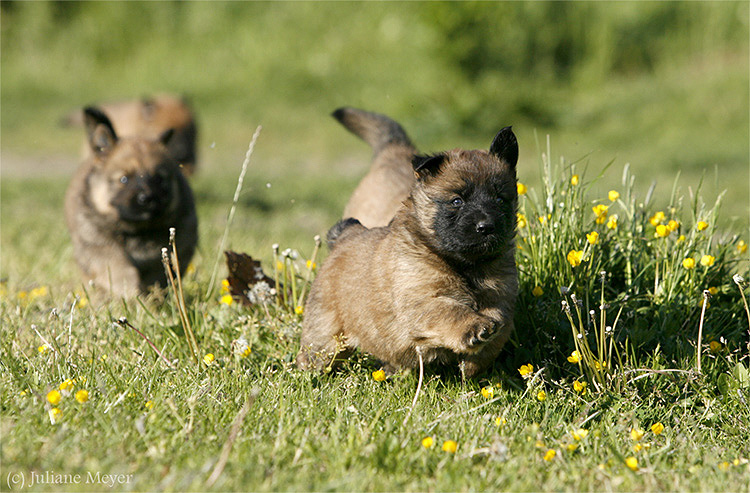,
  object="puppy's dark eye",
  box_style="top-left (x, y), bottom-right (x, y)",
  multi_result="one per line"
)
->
top-left (451, 197), bottom-right (464, 207)
top-left (120, 176), bottom-right (128, 184)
